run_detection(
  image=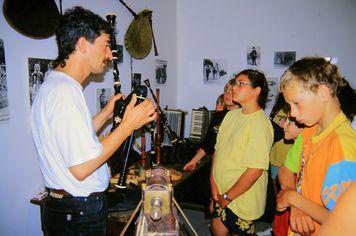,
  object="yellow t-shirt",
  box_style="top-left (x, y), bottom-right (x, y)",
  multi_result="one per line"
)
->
top-left (270, 139), bottom-right (292, 167)
top-left (213, 108), bottom-right (273, 220)
top-left (270, 109), bottom-right (292, 166)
